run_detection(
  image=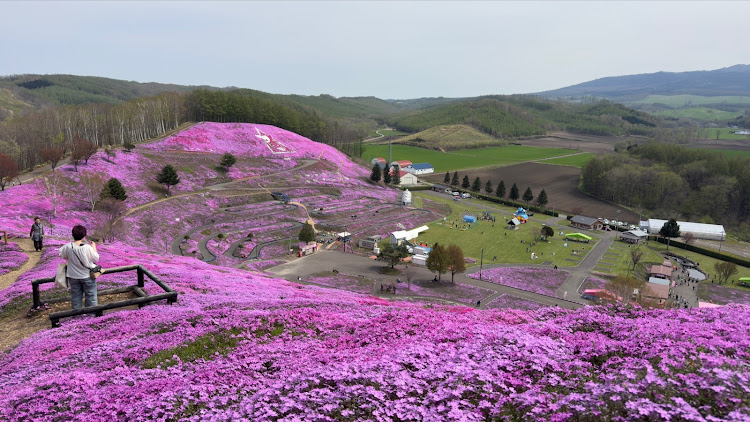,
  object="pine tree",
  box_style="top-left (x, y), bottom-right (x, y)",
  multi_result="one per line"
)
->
top-left (462, 175), bottom-right (470, 189)
top-left (451, 171), bottom-right (459, 186)
top-left (391, 165), bottom-right (401, 185)
top-left (156, 164), bottom-right (181, 195)
top-left (220, 153), bottom-right (236, 168)
top-left (485, 180), bottom-right (493, 195)
top-left (443, 171), bottom-right (450, 184)
top-left (298, 222), bottom-right (316, 242)
top-left (659, 218), bottom-right (681, 250)
top-left (370, 163), bottom-right (382, 183)
top-left (522, 187), bottom-right (534, 207)
top-left (383, 167), bottom-right (392, 184)
top-left (100, 178), bottom-right (128, 201)
top-left (471, 177), bottom-right (481, 192)
top-left (536, 189), bottom-right (548, 208)
top-left (495, 180), bottom-right (505, 198)
top-left (509, 183), bottom-right (519, 201)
